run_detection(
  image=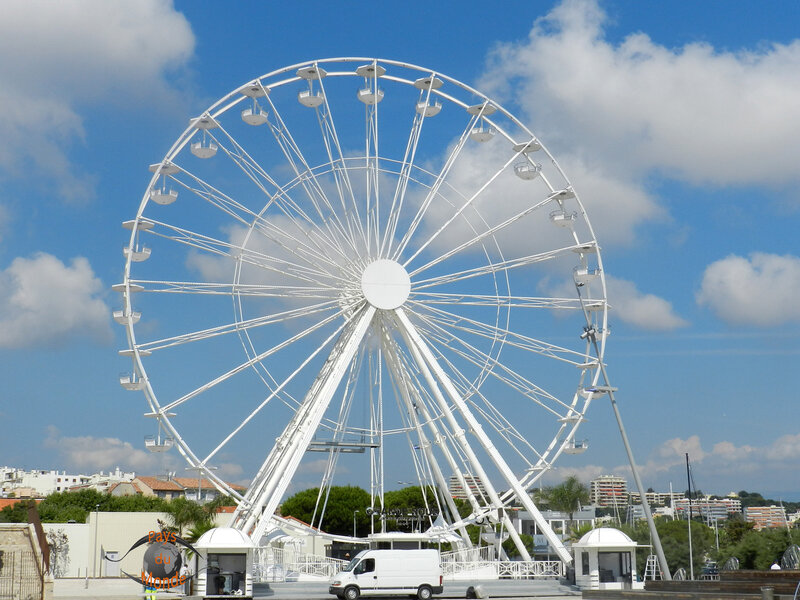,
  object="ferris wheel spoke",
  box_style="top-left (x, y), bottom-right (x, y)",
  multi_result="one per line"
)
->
top-left (135, 299), bottom-right (342, 353)
top-left (312, 73), bottom-right (368, 251)
top-left (207, 123), bottom-right (361, 261)
top-left (422, 343), bottom-right (548, 464)
top-left (409, 292), bottom-right (587, 311)
top-left (401, 141), bottom-right (521, 269)
top-left (362, 66), bottom-right (382, 256)
top-left (144, 219), bottom-right (348, 286)
top-left (379, 85), bottom-right (434, 258)
top-left (162, 302), bottom-right (360, 415)
top-left (412, 311), bottom-right (576, 417)
top-left (202, 309), bottom-right (362, 466)
top-left (127, 278), bottom-right (348, 302)
top-left (247, 92), bottom-right (365, 257)
top-left (393, 111), bottom-right (480, 262)
top-left (410, 301), bottom-right (592, 365)
top-left (412, 242), bottom-right (593, 290)
top-left (408, 189), bottom-right (565, 277)
top-left (167, 163), bottom-right (354, 270)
